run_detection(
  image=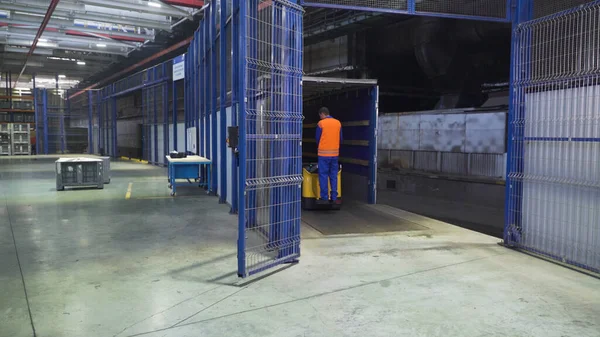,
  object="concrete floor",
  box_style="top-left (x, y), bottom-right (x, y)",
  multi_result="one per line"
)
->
top-left (1, 157), bottom-right (599, 337)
